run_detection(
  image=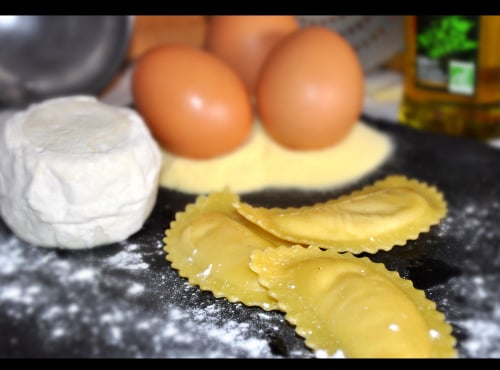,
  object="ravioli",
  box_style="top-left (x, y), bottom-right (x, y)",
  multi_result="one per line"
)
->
top-left (249, 245), bottom-right (457, 358)
top-left (163, 176), bottom-right (456, 358)
top-left (163, 189), bottom-right (293, 310)
top-left (234, 175), bottom-right (447, 253)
